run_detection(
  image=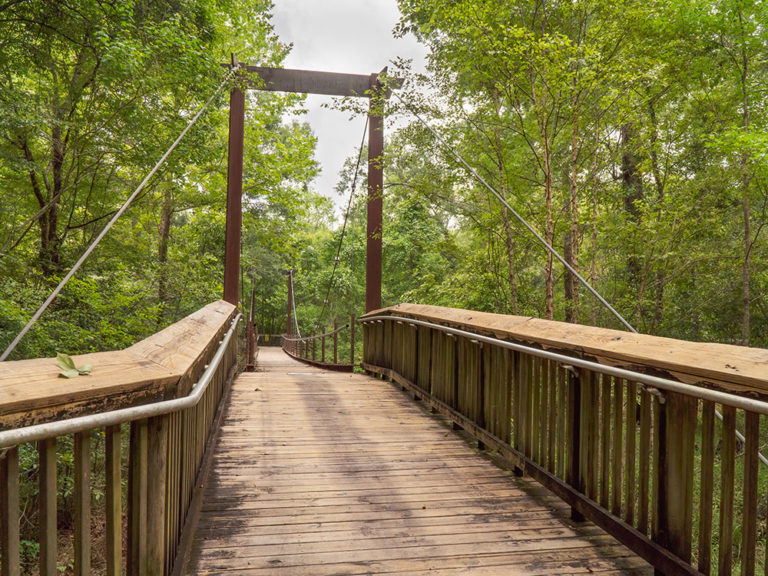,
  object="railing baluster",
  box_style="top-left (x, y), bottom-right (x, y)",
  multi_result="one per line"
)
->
top-left (638, 386), bottom-right (652, 535)
top-left (600, 375), bottom-right (611, 509)
top-left (579, 370), bottom-right (592, 500)
top-left (1, 446), bottom-right (20, 576)
top-left (74, 431), bottom-right (91, 576)
top-left (742, 411), bottom-right (759, 576)
top-left (147, 414), bottom-right (169, 574)
top-left (557, 365), bottom-right (566, 480)
top-left (39, 437), bottom-right (57, 576)
top-left (535, 358), bottom-right (546, 466)
top-left (501, 348), bottom-right (512, 444)
top-left (546, 359), bottom-right (556, 473)
top-left (610, 377), bottom-right (623, 516)
top-left (451, 335), bottom-right (459, 417)
top-left (719, 405), bottom-right (736, 575)
top-left (105, 425), bottom-right (122, 576)
top-left (512, 350), bottom-right (522, 471)
top-left (624, 381), bottom-right (637, 525)
top-left (655, 391), bottom-right (697, 564)
top-left (589, 373), bottom-right (600, 501)
top-left (519, 353), bottom-right (530, 458)
top-left (698, 400), bottom-right (715, 576)
top-left (476, 341), bottom-right (485, 450)
top-left (567, 366), bottom-right (583, 522)
top-left (129, 419), bottom-right (148, 576)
